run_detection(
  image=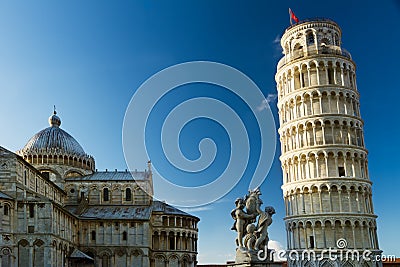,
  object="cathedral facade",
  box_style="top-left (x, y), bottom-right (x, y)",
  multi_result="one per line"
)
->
top-left (0, 111), bottom-right (199, 267)
top-left (276, 19), bottom-right (382, 266)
